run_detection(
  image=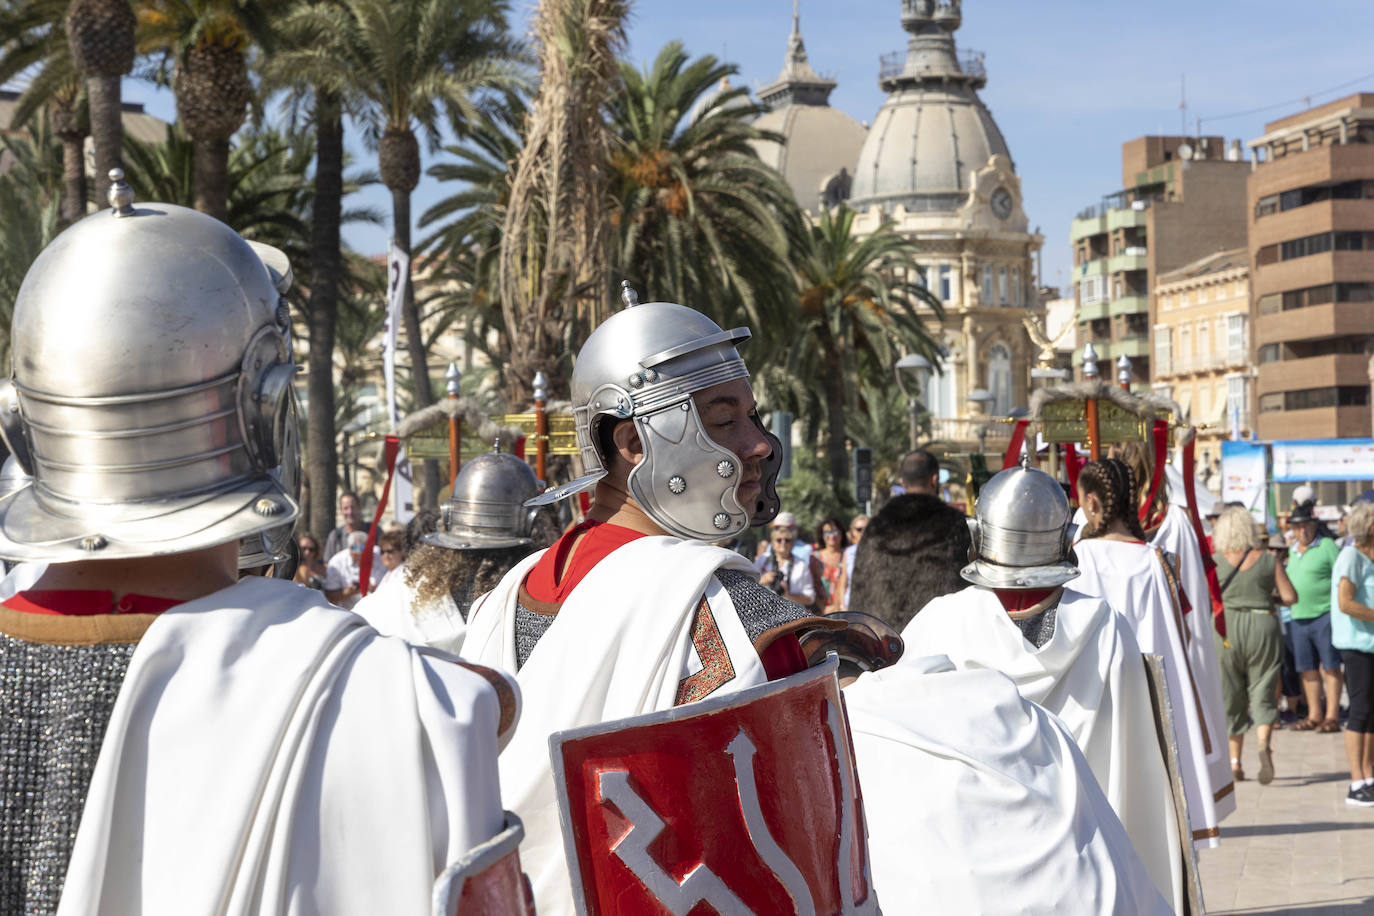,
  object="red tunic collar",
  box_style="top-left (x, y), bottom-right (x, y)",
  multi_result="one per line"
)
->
top-left (3, 589), bottom-right (182, 617)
